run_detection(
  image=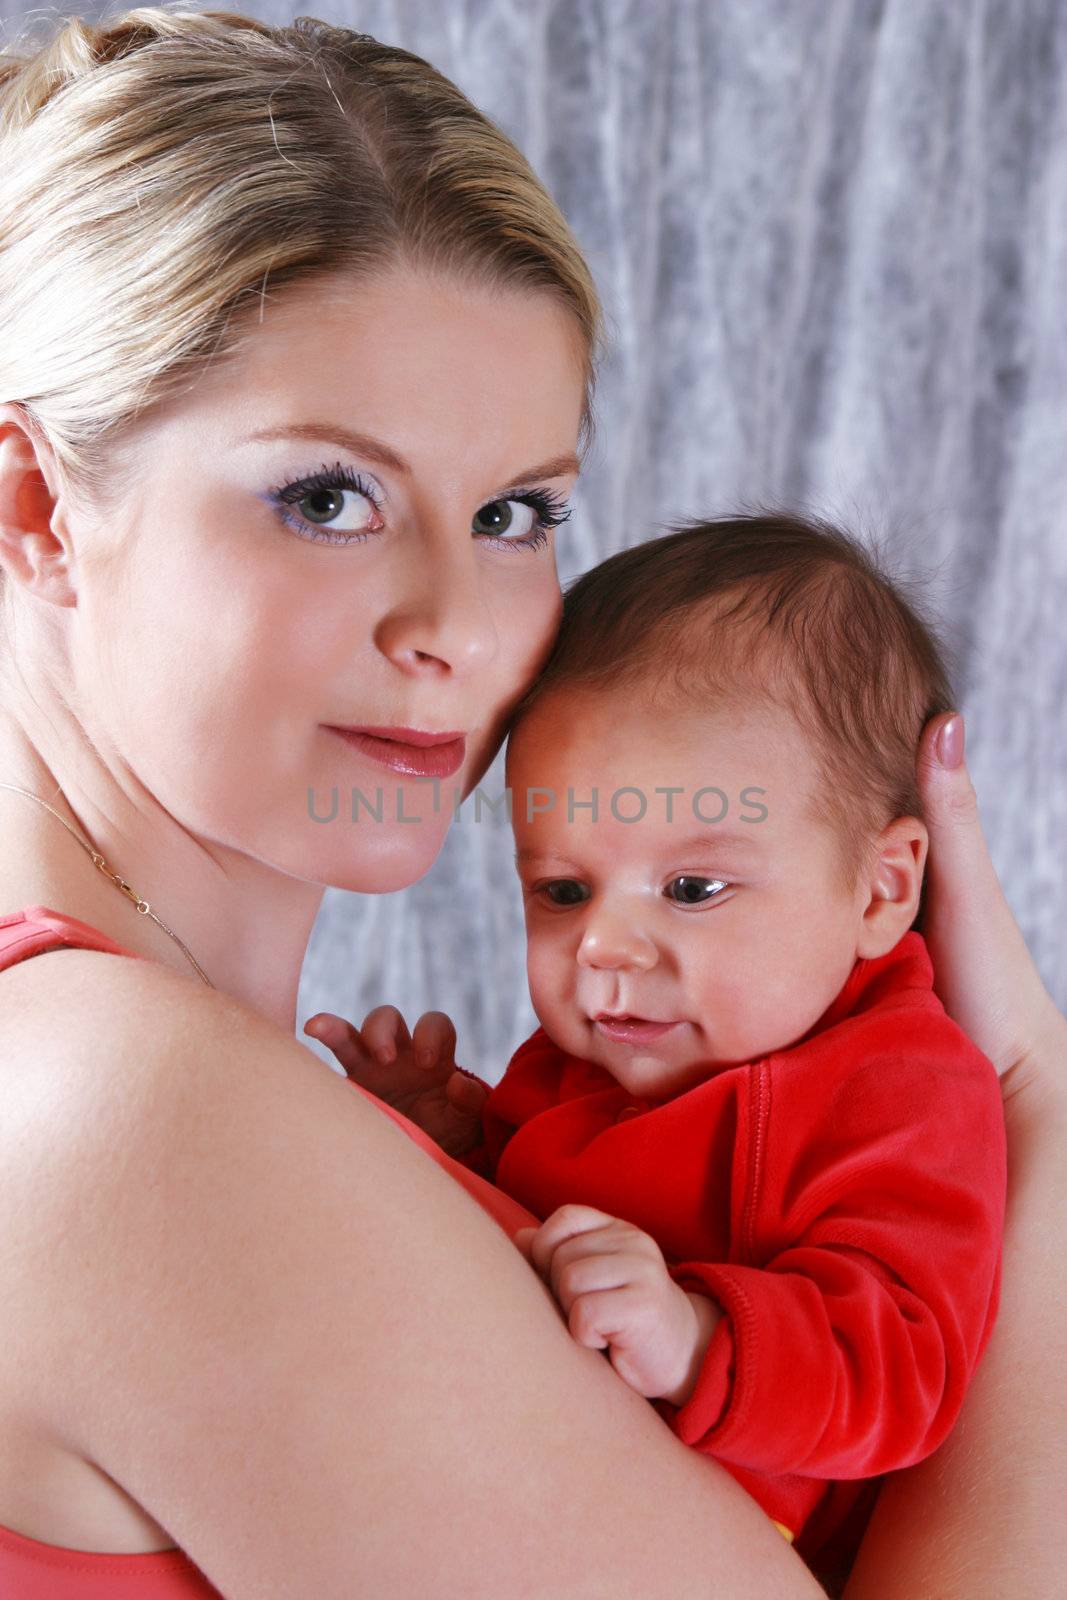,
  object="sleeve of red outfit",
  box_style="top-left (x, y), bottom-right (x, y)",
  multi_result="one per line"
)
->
top-left (664, 1013), bottom-right (1008, 1480)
